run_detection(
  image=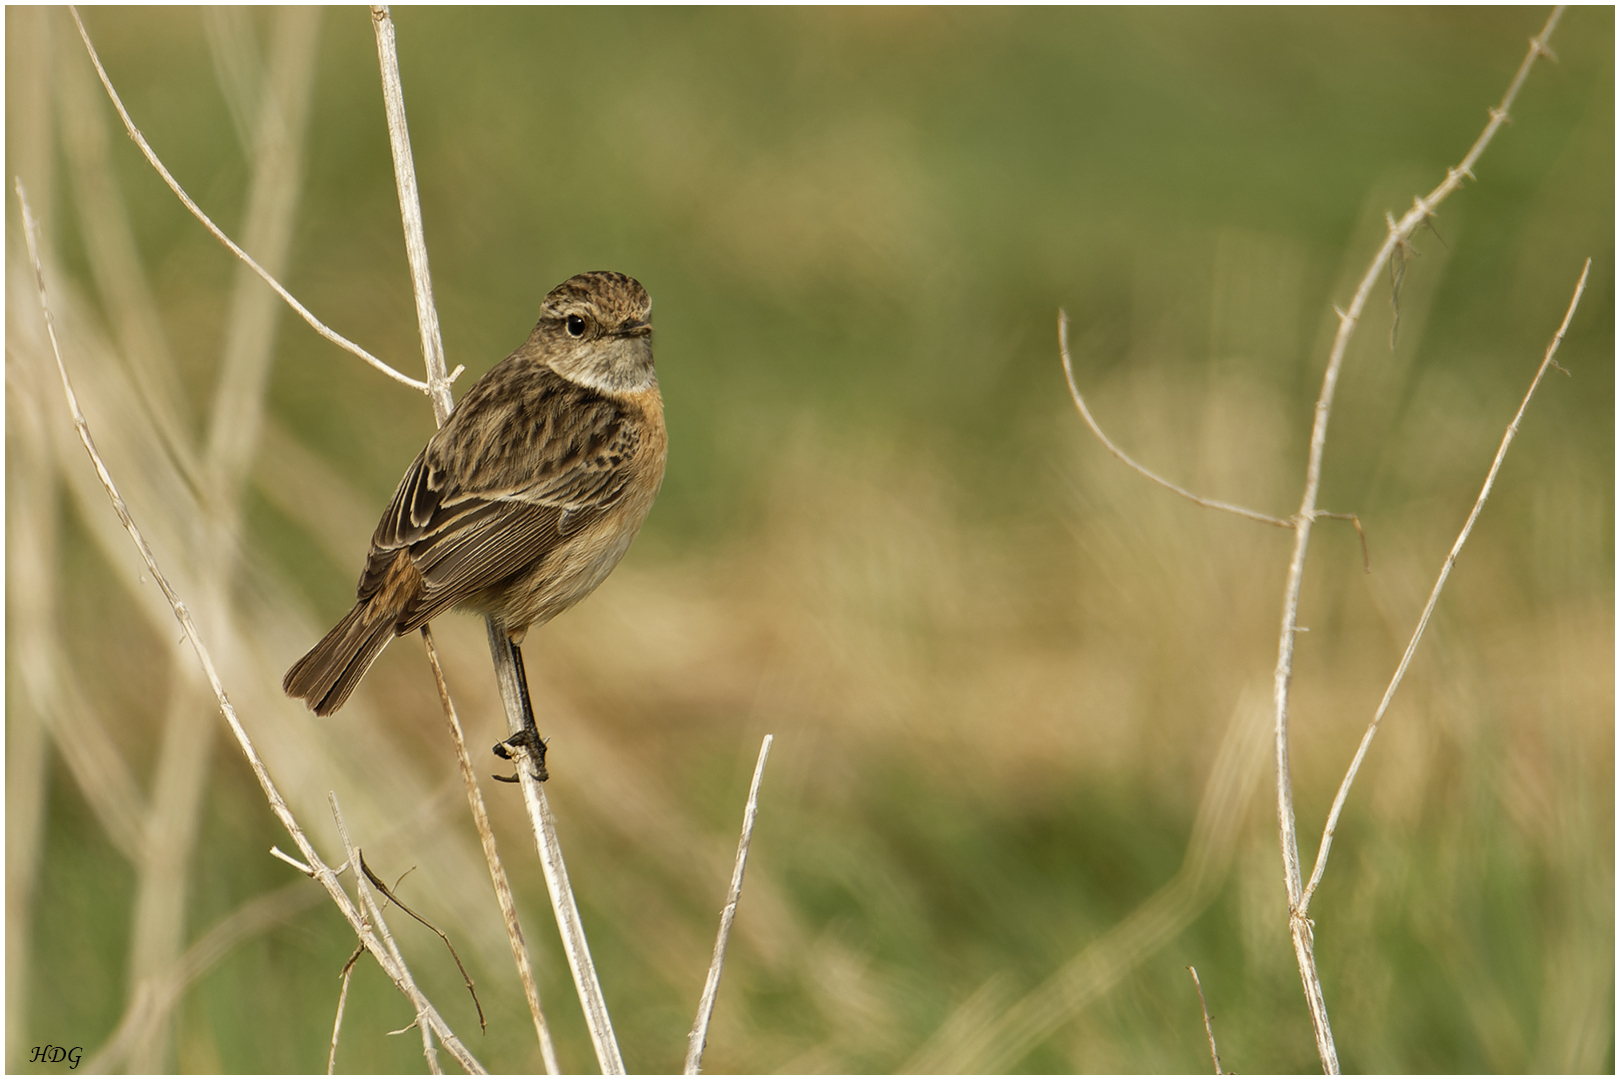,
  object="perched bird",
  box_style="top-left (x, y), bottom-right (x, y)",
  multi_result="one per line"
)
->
top-left (284, 271), bottom-right (666, 743)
